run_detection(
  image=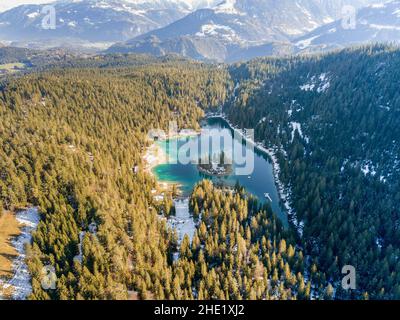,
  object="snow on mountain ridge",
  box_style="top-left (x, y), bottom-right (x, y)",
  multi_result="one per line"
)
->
top-left (214, 0), bottom-right (244, 15)
top-left (106, 0), bottom-right (389, 61)
top-left (294, 0), bottom-right (400, 51)
top-left (0, 0), bottom-right (391, 59)
top-left (0, 0), bottom-right (221, 44)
